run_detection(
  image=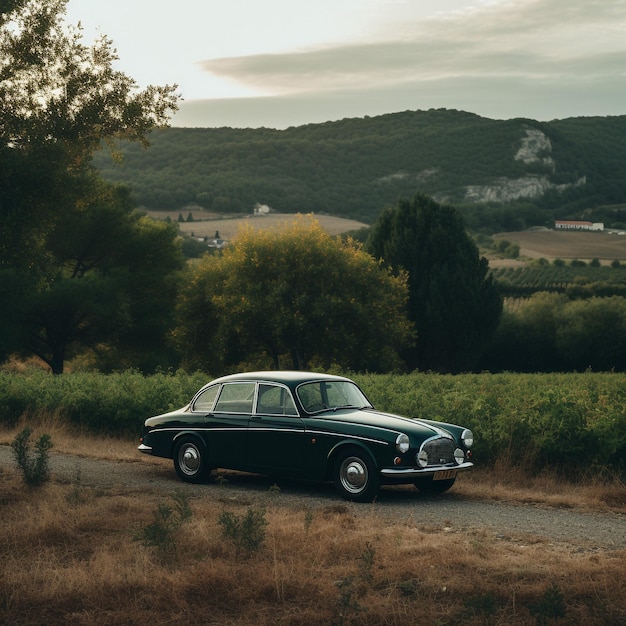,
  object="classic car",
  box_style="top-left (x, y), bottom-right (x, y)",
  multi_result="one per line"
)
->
top-left (138, 371), bottom-right (474, 502)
